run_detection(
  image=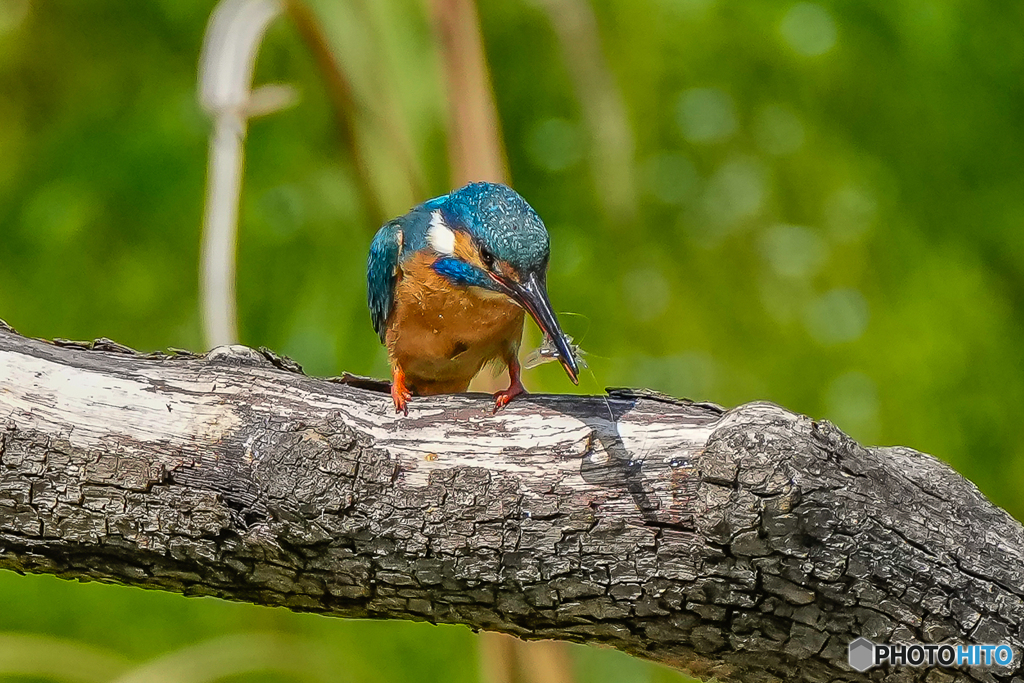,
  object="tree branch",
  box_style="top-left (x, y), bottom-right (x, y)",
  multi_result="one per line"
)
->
top-left (0, 324), bottom-right (1021, 682)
